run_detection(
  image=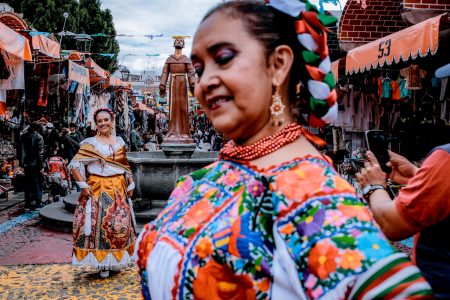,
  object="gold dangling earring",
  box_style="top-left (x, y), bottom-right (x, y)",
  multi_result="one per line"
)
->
top-left (270, 85), bottom-right (286, 126)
